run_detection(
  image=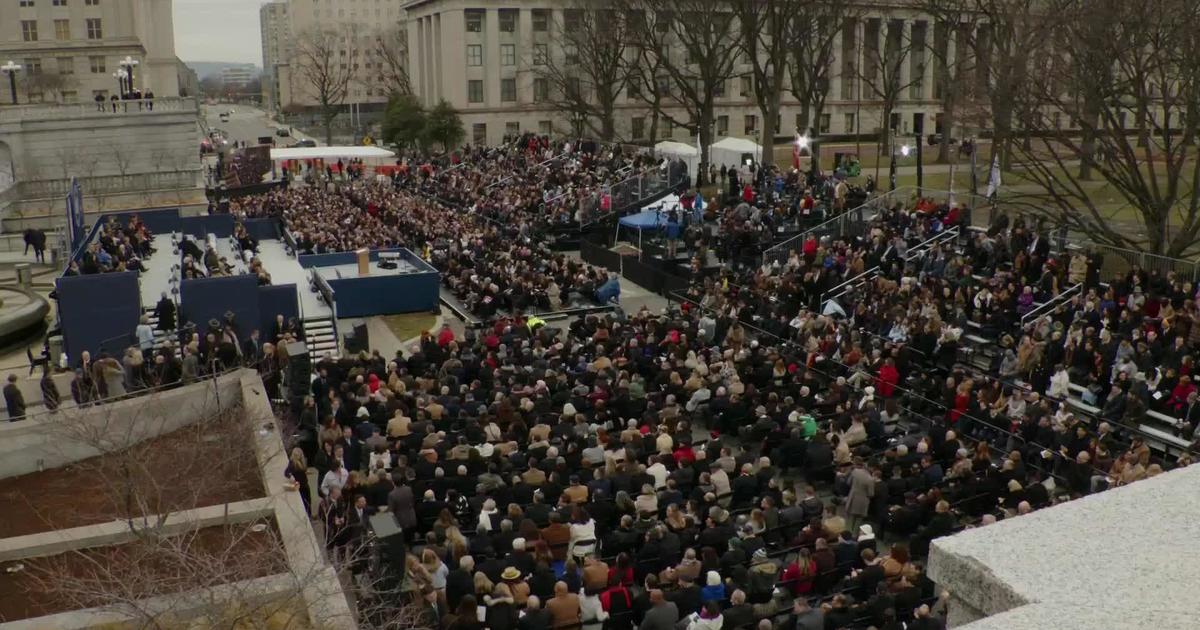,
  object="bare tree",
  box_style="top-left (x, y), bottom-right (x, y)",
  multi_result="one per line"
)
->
top-left (623, 9), bottom-right (673, 148)
top-left (787, 1), bottom-right (862, 170)
top-left (294, 27), bottom-right (354, 146)
top-left (622, 0), bottom-right (741, 184)
top-left (21, 71), bottom-right (75, 103)
top-left (535, 6), bottom-right (633, 141)
top-left (857, 17), bottom-right (922, 180)
top-left (732, 0), bottom-right (794, 169)
top-left (372, 24), bottom-right (413, 97)
top-left (1011, 0), bottom-right (1200, 256)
